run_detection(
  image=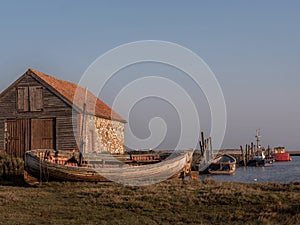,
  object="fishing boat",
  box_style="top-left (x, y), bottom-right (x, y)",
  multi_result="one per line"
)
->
top-left (207, 154), bottom-right (236, 175)
top-left (274, 146), bottom-right (291, 162)
top-left (246, 129), bottom-right (273, 167)
top-left (246, 150), bottom-right (273, 167)
top-left (24, 149), bottom-right (194, 185)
